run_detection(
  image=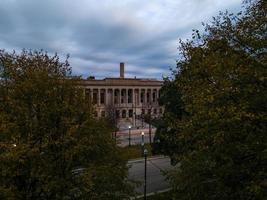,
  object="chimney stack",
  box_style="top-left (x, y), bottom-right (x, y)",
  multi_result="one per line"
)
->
top-left (120, 62), bottom-right (124, 78)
